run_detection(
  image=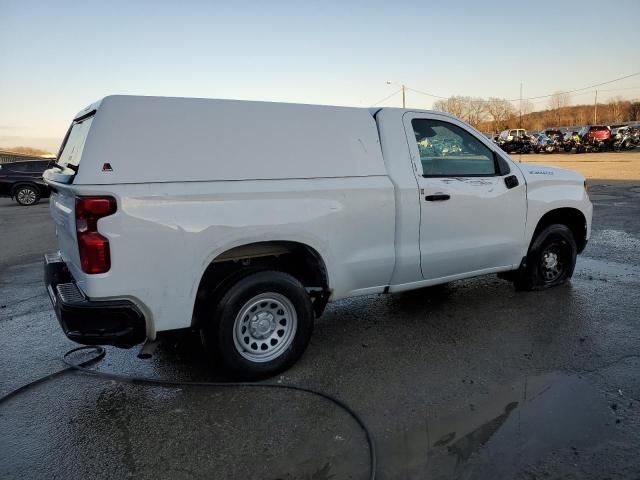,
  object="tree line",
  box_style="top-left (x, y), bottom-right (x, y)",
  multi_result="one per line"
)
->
top-left (0, 146), bottom-right (53, 156)
top-left (432, 92), bottom-right (640, 133)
